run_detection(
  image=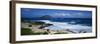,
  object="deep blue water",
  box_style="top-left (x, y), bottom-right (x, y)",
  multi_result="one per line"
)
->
top-left (22, 18), bottom-right (92, 26)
